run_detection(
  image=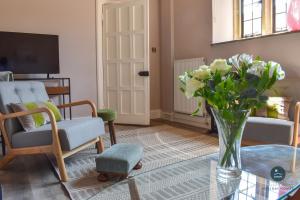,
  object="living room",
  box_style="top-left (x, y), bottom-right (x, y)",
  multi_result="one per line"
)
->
top-left (0, 0), bottom-right (299, 199)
